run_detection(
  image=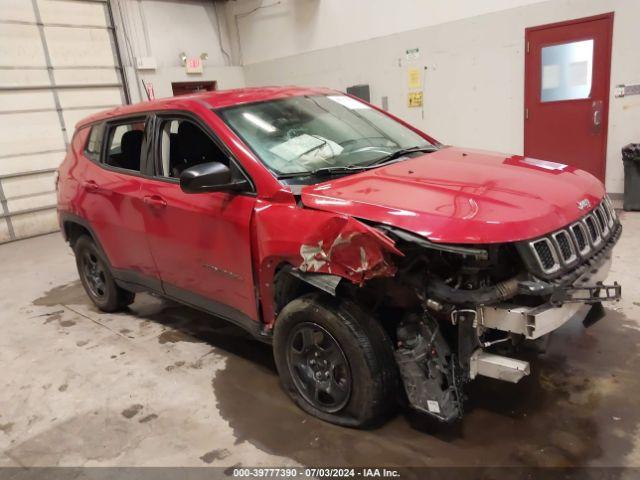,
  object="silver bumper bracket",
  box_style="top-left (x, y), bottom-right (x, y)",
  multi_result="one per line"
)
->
top-left (470, 350), bottom-right (530, 383)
